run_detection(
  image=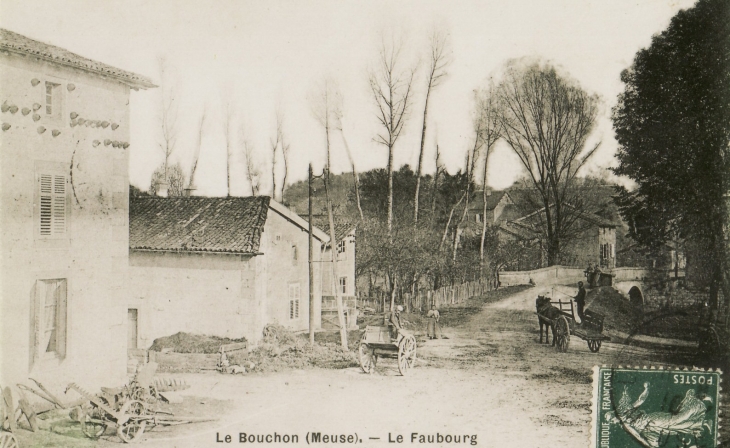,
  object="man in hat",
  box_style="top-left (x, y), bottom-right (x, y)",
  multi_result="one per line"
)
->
top-left (574, 281), bottom-right (587, 323)
top-left (389, 305), bottom-right (405, 340)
